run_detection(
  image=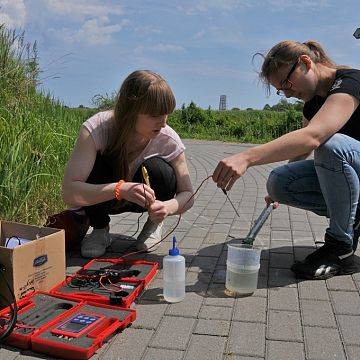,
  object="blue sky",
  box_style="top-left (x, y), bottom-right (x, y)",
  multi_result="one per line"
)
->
top-left (1, 0), bottom-right (360, 109)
